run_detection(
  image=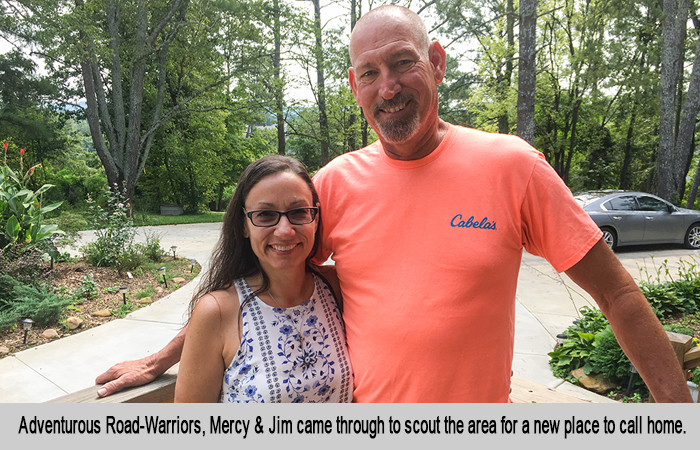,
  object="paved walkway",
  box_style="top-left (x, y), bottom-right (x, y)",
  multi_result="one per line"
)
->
top-left (1, 223), bottom-right (696, 402)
